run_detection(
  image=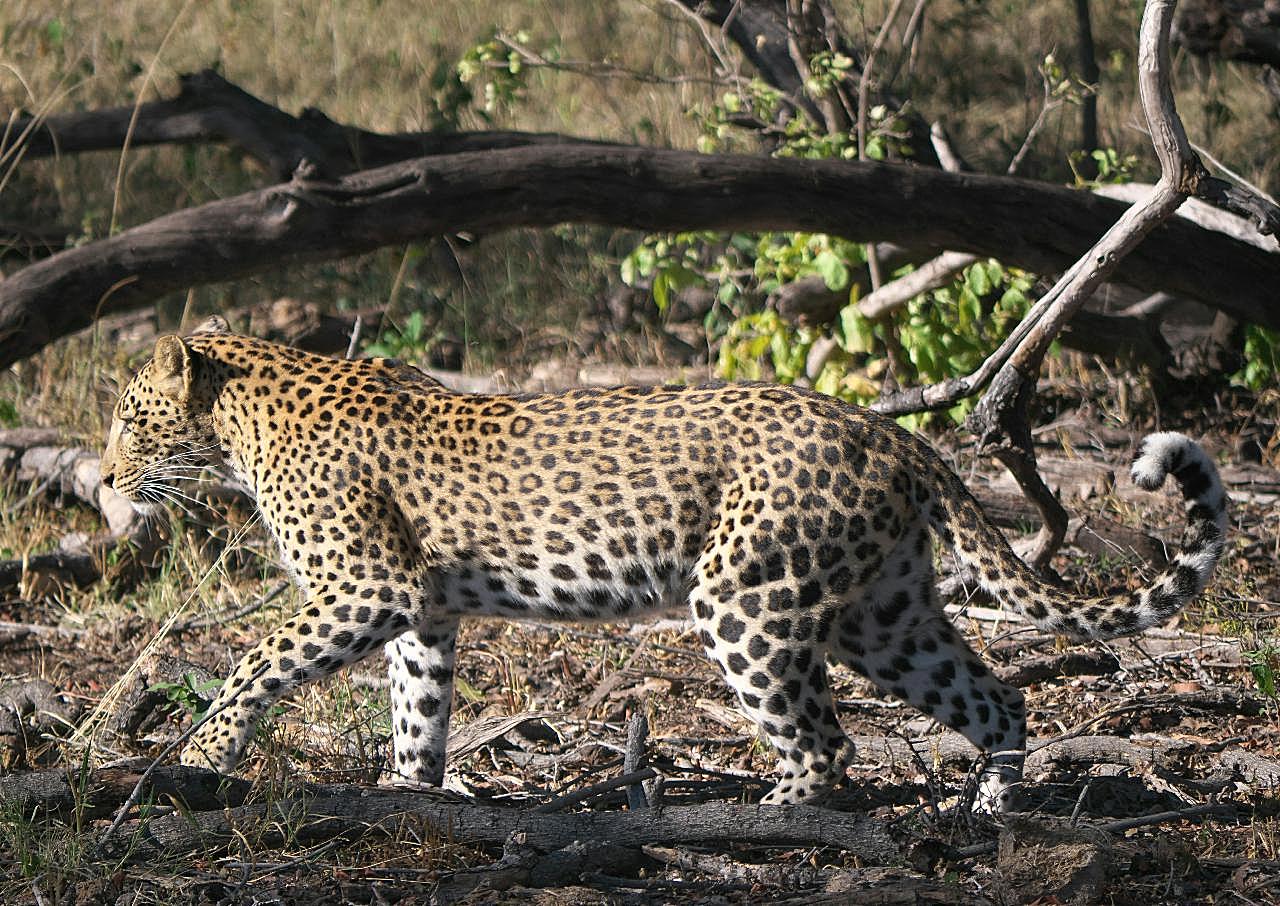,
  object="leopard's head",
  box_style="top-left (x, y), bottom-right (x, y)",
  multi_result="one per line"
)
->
top-left (100, 323), bottom-right (225, 513)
